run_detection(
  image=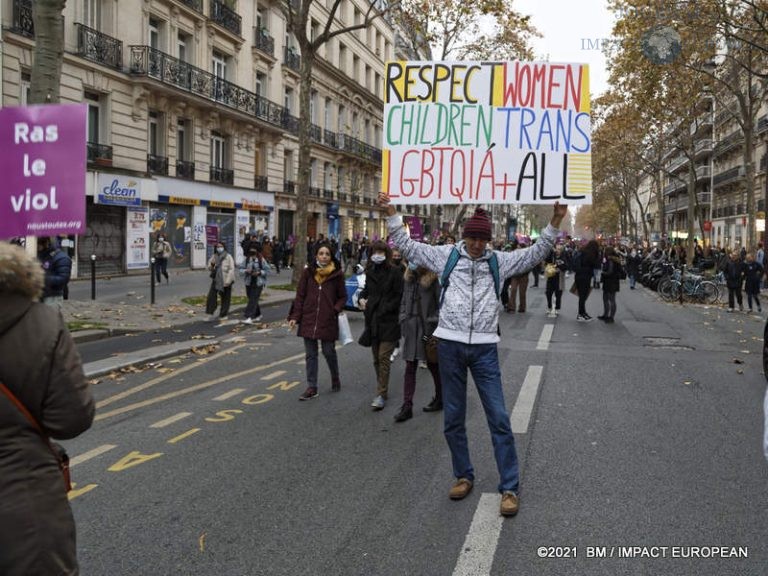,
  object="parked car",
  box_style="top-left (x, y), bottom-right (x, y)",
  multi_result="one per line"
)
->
top-left (344, 265), bottom-right (366, 311)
